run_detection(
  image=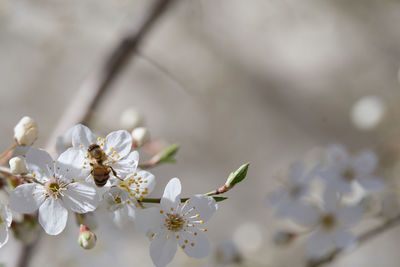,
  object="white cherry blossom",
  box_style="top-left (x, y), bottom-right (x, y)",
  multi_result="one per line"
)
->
top-left (104, 170), bottom-right (155, 227)
top-left (269, 162), bottom-right (320, 219)
top-left (135, 178), bottom-right (217, 267)
top-left (293, 190), bottom-right (363, 258)
top-left (321, 144), bottom-right (383, 194)
top-left (0, 203), bottom-right (12, 248)
top-left (69, 124), bottom-right (138, 186)
top-left (9, 148), bottom-right (100, 235)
